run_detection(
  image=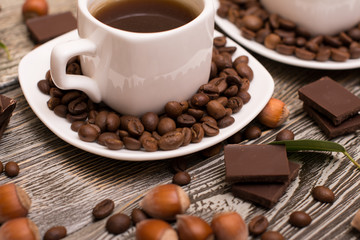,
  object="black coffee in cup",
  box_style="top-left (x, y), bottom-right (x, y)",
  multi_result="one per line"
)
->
top-left (92, 0), bottom-right (199, 33)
